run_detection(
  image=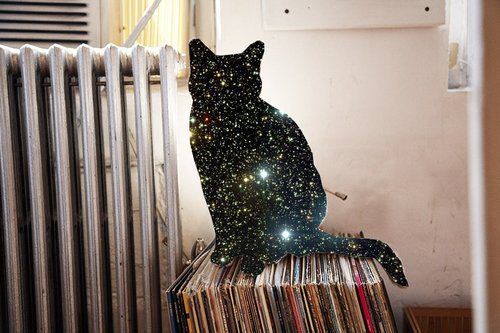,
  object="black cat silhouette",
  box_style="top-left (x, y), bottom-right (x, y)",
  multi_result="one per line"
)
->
top-left (188, 39), bottom-right (408, 286)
